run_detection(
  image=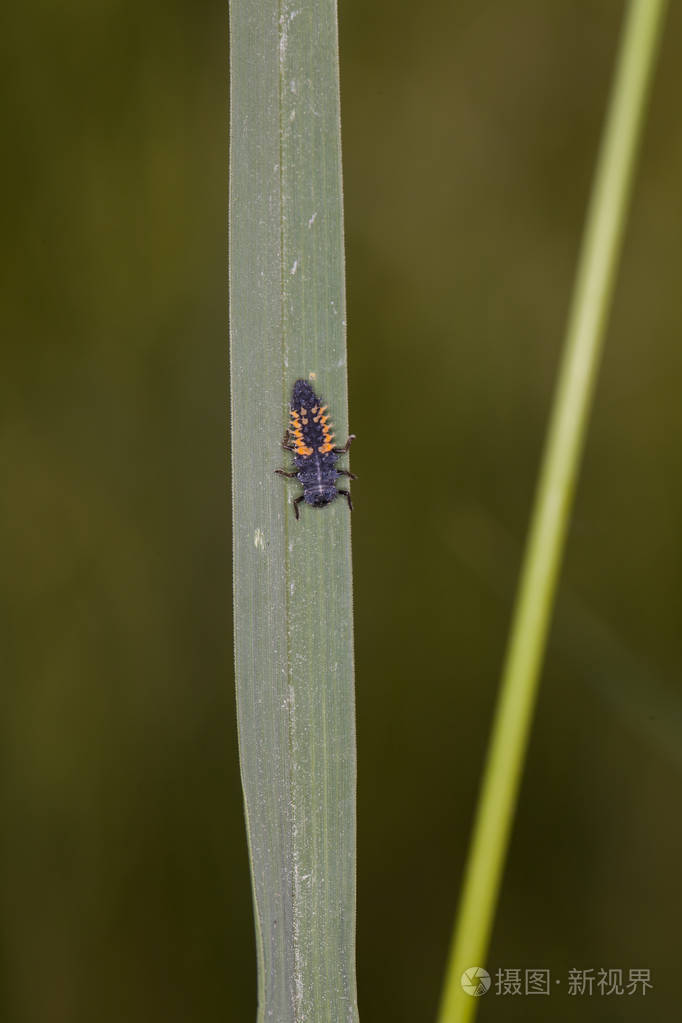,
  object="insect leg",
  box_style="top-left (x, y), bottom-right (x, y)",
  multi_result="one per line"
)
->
top-left (337, 488), bottom-right (353, 512)
top-left (293, 495), bottom-right (305, 520)
top-left (332, 434), bottom-right (355, 454)
top-left (275, 469), bottom-right (299, 478)
top-left (336, 469), bottom-right (358, 479)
